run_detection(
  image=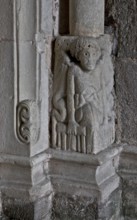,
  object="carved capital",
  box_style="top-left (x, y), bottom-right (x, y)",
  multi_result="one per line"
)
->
top-left (17, 100), bottom-right (39, 145)
top-left (52, 36), bottom-right (115, 154)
